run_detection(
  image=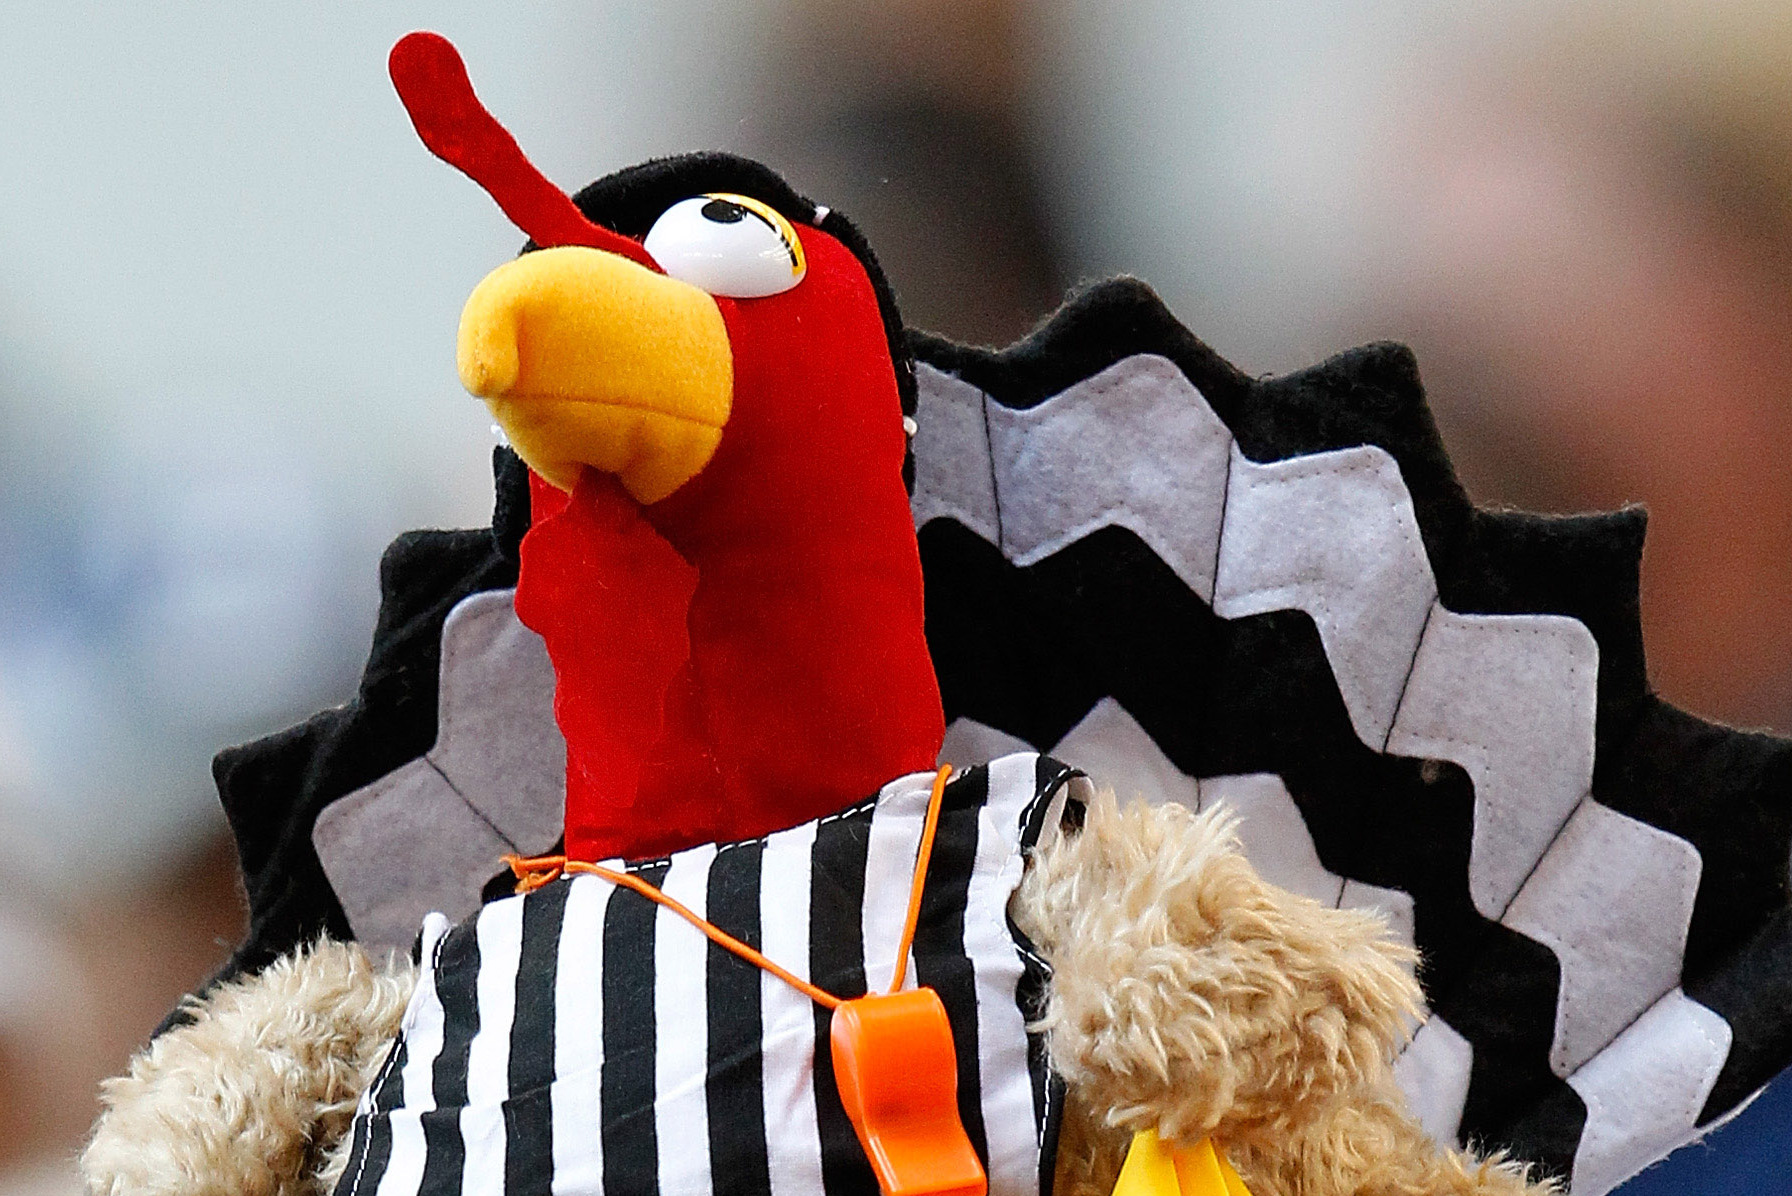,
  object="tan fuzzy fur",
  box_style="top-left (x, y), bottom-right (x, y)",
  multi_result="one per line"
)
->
top-left (1013, 792), bottom-right (1555, 1196)
top-left (82, 939), bottom-right (417, 1196)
